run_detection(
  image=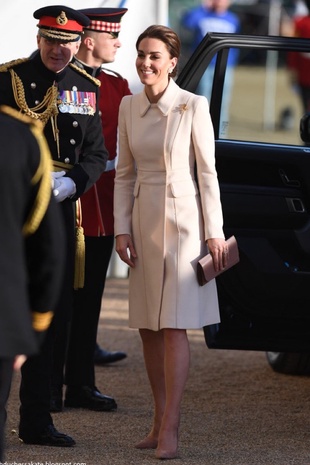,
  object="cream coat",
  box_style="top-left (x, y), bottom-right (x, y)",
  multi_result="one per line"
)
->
top-left (114, 79), bottom-right (225, 331)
